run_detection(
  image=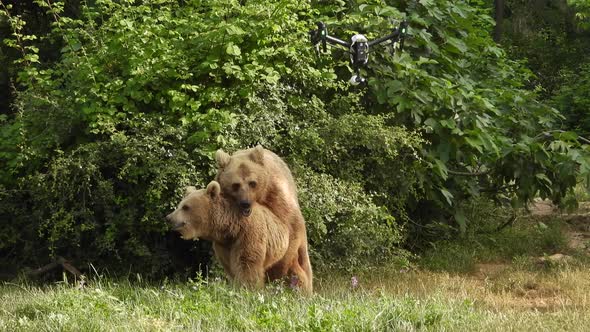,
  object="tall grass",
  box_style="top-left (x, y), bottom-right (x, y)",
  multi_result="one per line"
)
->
top-left (1, 264), bottom-right (589, 331)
